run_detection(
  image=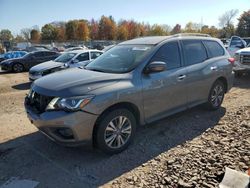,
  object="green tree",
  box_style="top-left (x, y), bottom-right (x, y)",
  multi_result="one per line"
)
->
top-left (41, 24), bottom-right (58, 41)
top-left (65, 20), bottom-right (78, 40)
top-left (30, 29), bottom-right (40, 43)
top-left (236, 10), bottom-right (250, 37)
top-left (0, 29), bottom-right (13, 41)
